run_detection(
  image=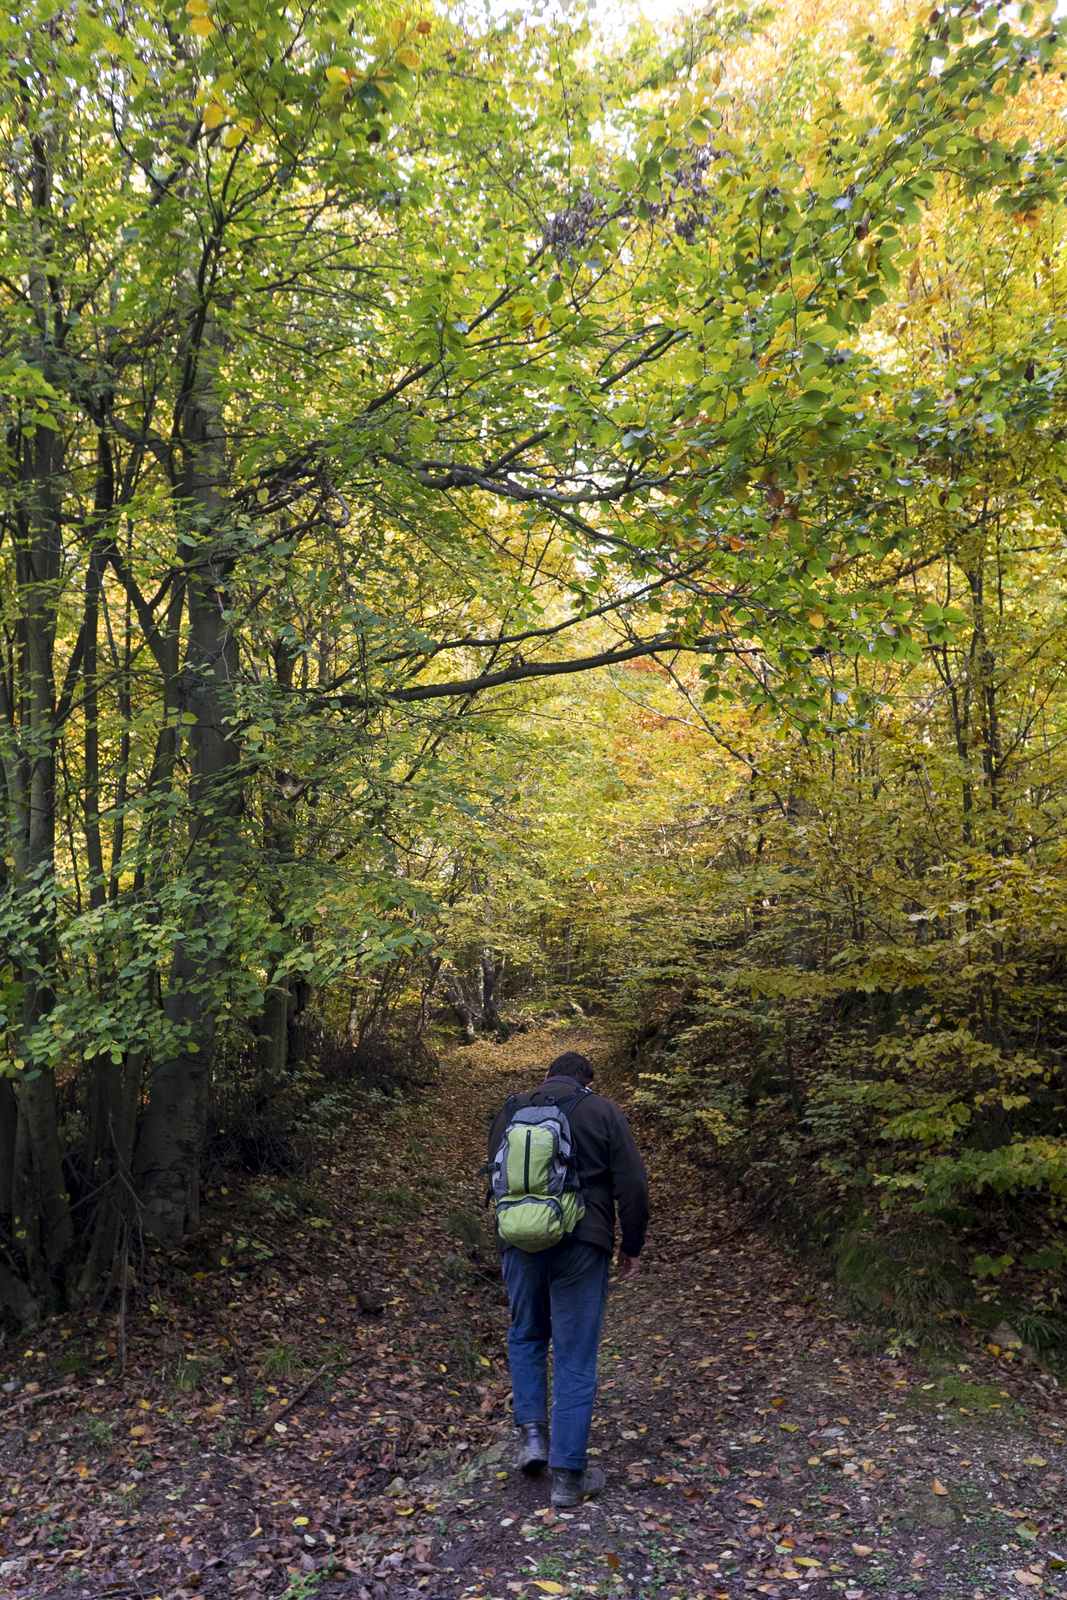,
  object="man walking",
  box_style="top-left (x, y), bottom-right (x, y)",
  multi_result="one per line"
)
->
top-left (487, 1050), bottom-right (649, 1507)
